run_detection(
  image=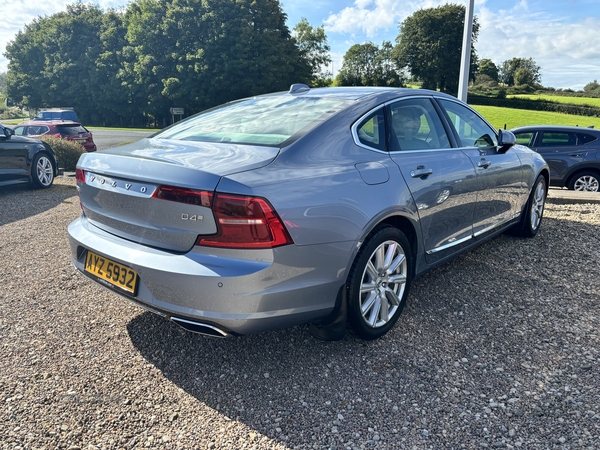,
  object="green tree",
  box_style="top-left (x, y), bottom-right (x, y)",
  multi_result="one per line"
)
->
top-left (477, 58), bottom-right (498, 82)
top-left (292, 18), bottom-right (332, 87)
top-left (4, 3), bottom-right (133, 124)
top-left (336, 41), bottom-right (404, 87)
top-left (583, 80), bottom-right (600, 95)
top-left (393, 3), bottom-right (479, 94)
top-left (121, 0), bottom-right (308, 124)
top-left (498, 57), bottom-right (541, 86)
